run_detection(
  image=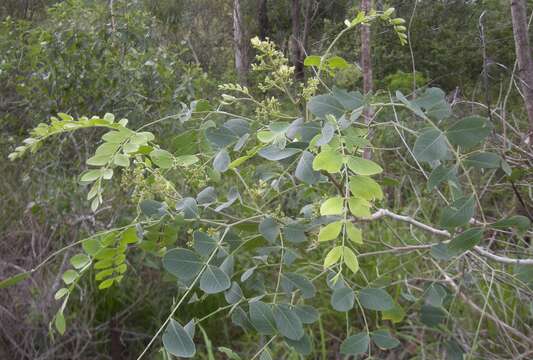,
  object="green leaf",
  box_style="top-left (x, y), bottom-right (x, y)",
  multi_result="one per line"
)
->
top-left (197, 187), bottom-right (217, 205)
top-left (218, 347), bottom-right (242, 360)
top-left (324, 246), bottom-right (343, 268)
top-left (224, 282), bottom-right (243, 304)
top-left (54, 288), bottom-right (69, 300)
top-left (191, 99), bottom-right (211, 112)
top-left (98, 277), bottom-right (117, 289)
top-left (308, 94), bottom-right (345, 119)
top-left (231, 306), bottom-right (253, 331)
top-left (331, 287), bottom-right (355, 312)
top-left (327, 56), bottom-right (349, 69)
top-left (413, 128), bottom-right (451, 162)
top-left (163, 248), bottom-right (203, 281)
top-left (514, 264), bottom-right (533, 288)
top-left (258, 146), bottom-right (299, 161)
top-left (150, 149), bottom-right (174, 169)
top-left (340, 332), bottom-right (370, 355)
top-left (332, 87), bottom-right (365, 111)
top-left (257, 130), bottom-right (275, 143)
top-left (206, 127), bottom-right (237, 149)
top-left (193, 231), bottom-right (216, 257)
top-left (0, 272), bottom-right (30, 289)
top-left (102, 129), bottom-right (133, 144)
top-left (200, 265), bottom-right (230, 294)
top-left (315, 122), bottom-right (335, 146)
top-left (179, 197), bottom-right (198, 219)
top-left (62, 270), bottom-right (78, 285)
top-left (94, 248), bottom-right (117, 261)
top-left (55, 311), bottom-right (66, 335)
top-left (273, 304), bottom-right (304, 340)
top-left (414, 88), bottom-right (451, 121)
top-left (220, 255), bottom-right (234, 278)
top-left (283, 223), bottom-right (307, 244)
top-left (249, 301), bottom-right (276, 335)
top-left (446, 340), bottom-right (465, 360)
top-left (140, 199), bottom-right (167, 218)
top-left (346, 223), bottom-right (363, 244)
top-left (320, 197), bottom-right (344, 216)
top-left (259, 217), bottom-right (280, 243)
top-left (448, 228), bottom-right (483, 253)
top-left (82, 238), bottom-right (102, 256)
top-left (281, 273), bottom-right (316, 299)
top-left (293, 305), bottom-right (319, 324)
top-left (303, 55), bottom-right (321, 67)
top-left (285, 333), bottom-right (312, 355)
top-left (213, 149), bottom-right (231, 172)
top-left (131, 131), bottom-right (155, 145)
top-left (492, 215), bottom-right (531, 232)
top-left (70, 254), bottom-right (90, 269)
top-left (312, 149), bottom-right (343, 173)
top-left (86, 154), bottom-right (111, 166)
top-left (346, 156), bottom-right (383, 176)
top-left (260, 350), bottom-right (273, 360)
top-left (358, 288), bottom-right (394, 311)
top-left (342, 247), bottom-right (359, 274)
top-left (381, 303), bottom-right (406, 323)
top-left (464, 152), bottom-right (501, 169)
top-left (425, 283), bottom-right (447, 307)
top-left (348, 197), bottom-right (371, 218)
top-left (114, 154), bottom-right (130, 167)
top-left (295, 151), bottom-right (321, 185)
top-left (440, 196), bottom-right (475, 229)
top-left (446, 116), bottom-right (493, 148)
top-left (123, 142), bottom-right (140, 153)
top-left (175, 155), bottom-right (199, 167)
top-left (396, 90), bottom-right (426, 119)
top-left (171, 129), bottom-right (199, 155)
top-left (399, 87), bottom-right (451, 120)
top-left (122, 227), bottom-right (138, 244)
top-left (371, 329), bottom-right (400, 349)
top-left (162, 319), bottom-right (196, 358)
top-left (430, 243), bottom-right (456, 261)
top-left (349, 176), bottom-right (383, 201)
top-left (420, 304), bottom-right (447, 327)
top-left (427, 165), bottom-right (458, 191)
top-left (95, 269), bottom-right (114, 281)
top-left (80, 169), bottom-right (102, 182)
top-left (318, 221), bottom-right (343, 242)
